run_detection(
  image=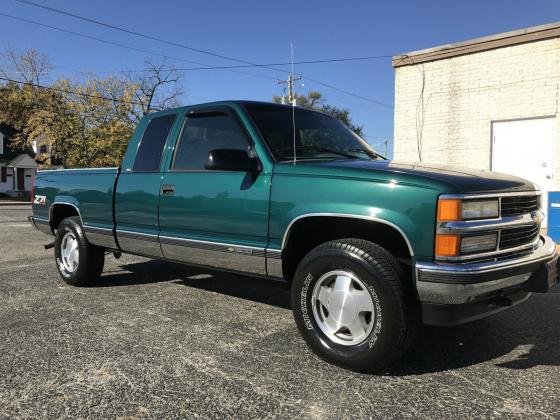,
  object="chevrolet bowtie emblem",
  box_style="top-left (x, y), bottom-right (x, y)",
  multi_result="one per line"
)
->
top-left (532, 211), bottom-right (543, 225)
